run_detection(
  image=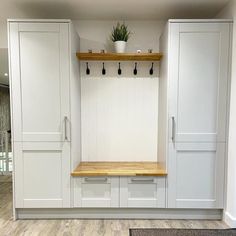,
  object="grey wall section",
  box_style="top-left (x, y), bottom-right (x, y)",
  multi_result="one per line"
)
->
top-left (0, 86), bottom-right (10, 132)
